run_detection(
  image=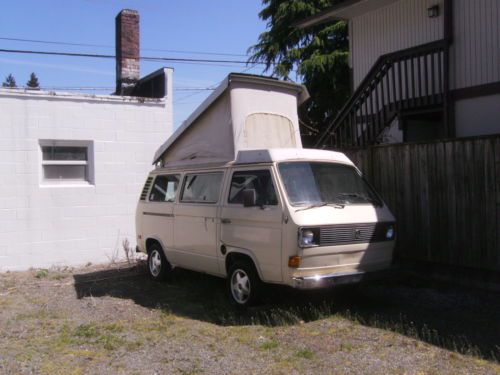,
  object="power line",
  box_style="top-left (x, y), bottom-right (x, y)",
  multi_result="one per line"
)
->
top-left (0, 48), bottom-right (260, 66)
top-left (0, 36), bottom-right (248, 57)
top-left (8, 86), bottom-right (217, 92)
